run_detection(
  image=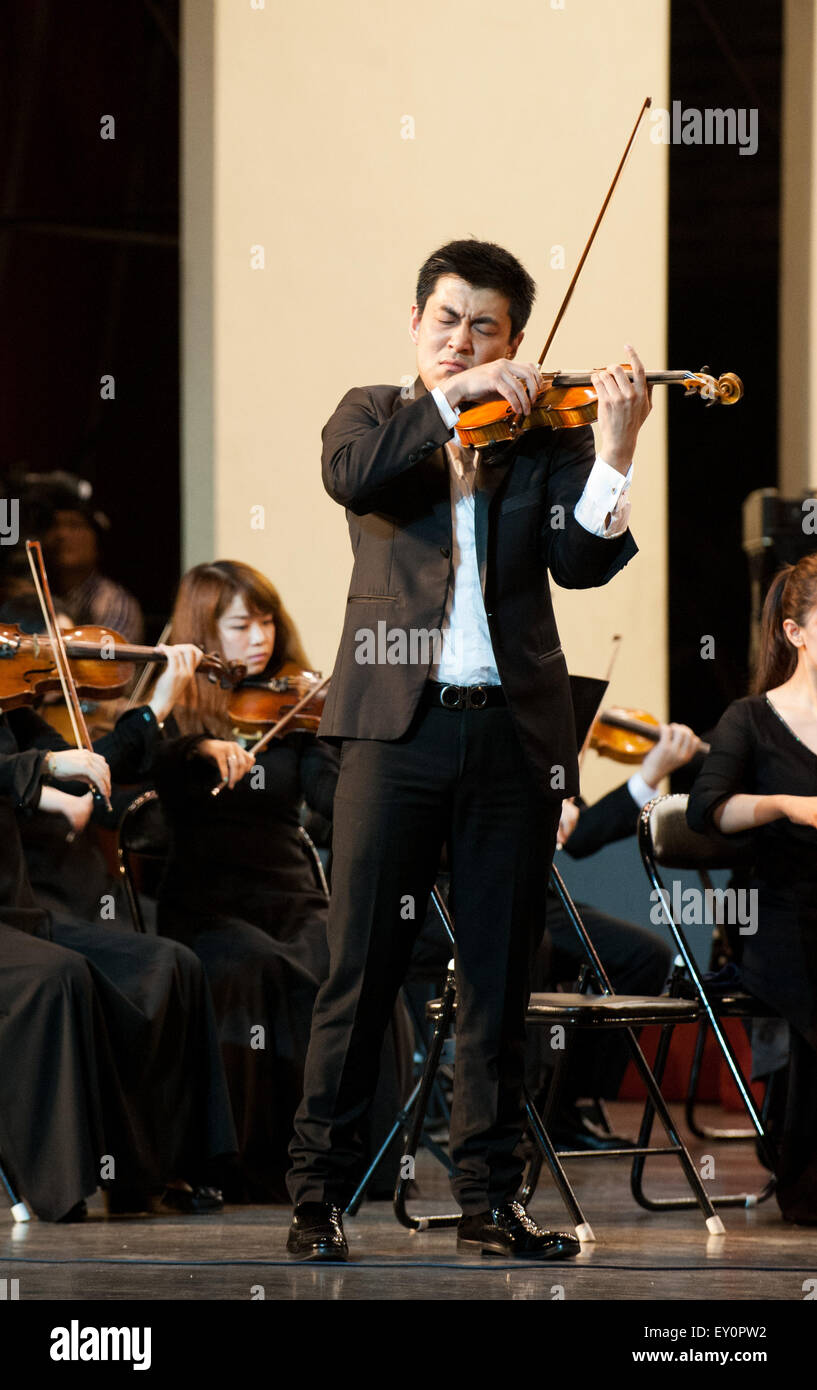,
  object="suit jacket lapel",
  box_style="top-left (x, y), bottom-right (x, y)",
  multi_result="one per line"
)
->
top-left (396, 375), bottom-right (452, 536)
top-left (474, 452), bottom-right (513, 595)
top-left (397, 377), bottom-right (515, 587)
